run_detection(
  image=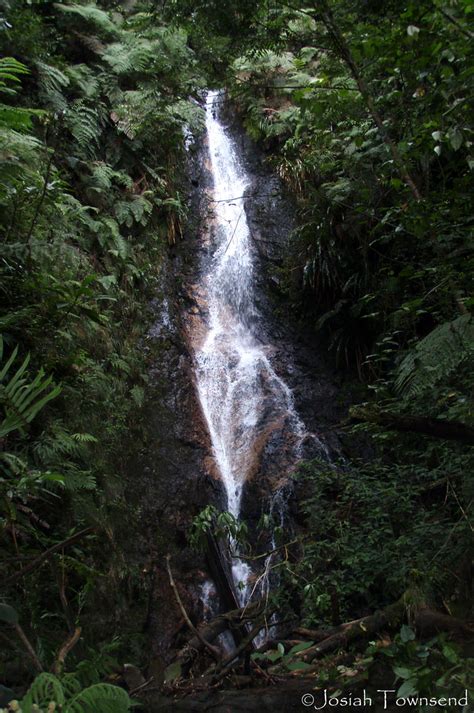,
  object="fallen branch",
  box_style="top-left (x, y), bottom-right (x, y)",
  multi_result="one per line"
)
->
top-left (296, 596), bottom-right (473, 663)
top-left (166, 554), bottom-right (220, 662)
top-left (211, 612), bottom-right (274, 680)
top-left (3, 527), bottom-right (96, 587)
top-left (350, 407), bottom-right (474, 445)
top-left (174, 600), bottom-right (267, 666)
